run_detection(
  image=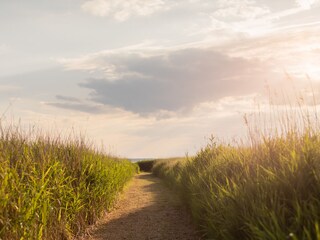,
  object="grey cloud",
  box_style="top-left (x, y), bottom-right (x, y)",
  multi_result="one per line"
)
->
top-left (79, 48), bottom-right (270, 114)
top-left (46, 102), bottom-right (107, 114)
top-left (49, 94), bottom-right (112, 114)
top-left (56, 95), bottom-right (81, 103)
